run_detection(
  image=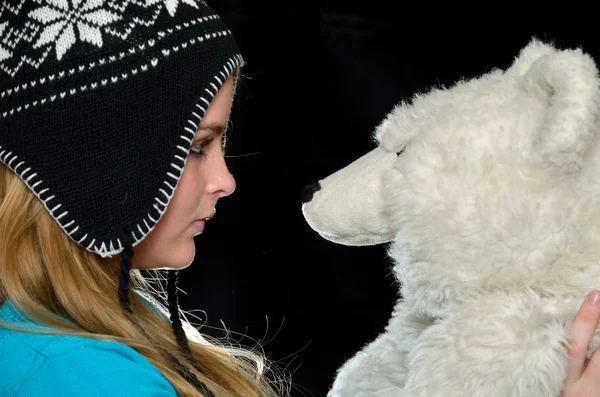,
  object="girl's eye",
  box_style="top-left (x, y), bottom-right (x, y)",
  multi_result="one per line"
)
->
top-left (190, 138), bottom-right (213, 157)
